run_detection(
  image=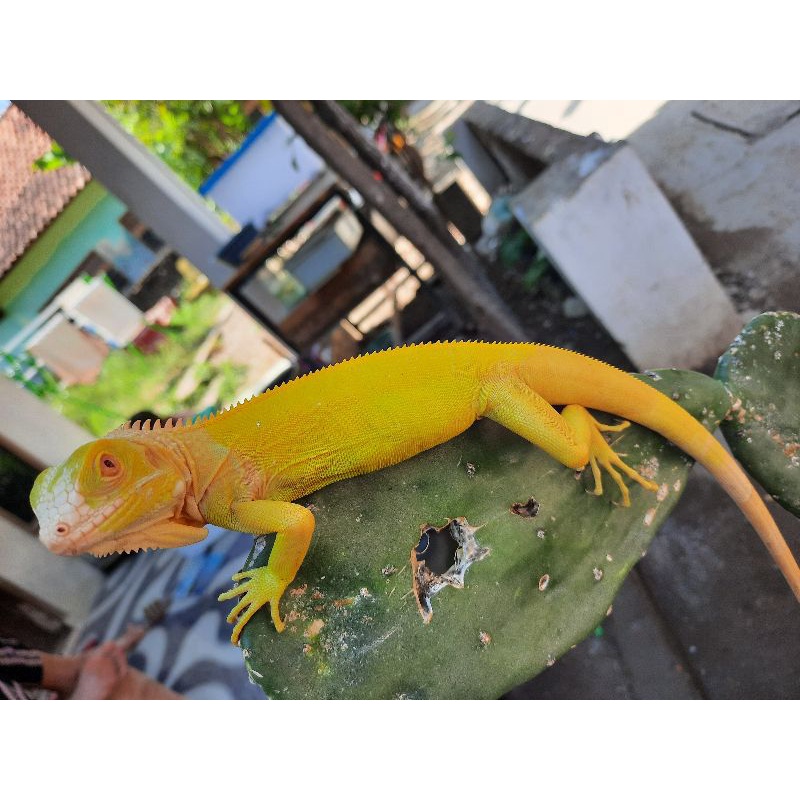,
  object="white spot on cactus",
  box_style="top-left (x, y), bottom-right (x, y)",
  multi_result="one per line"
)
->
top-left (538, 574), bottom-right (550, 591)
